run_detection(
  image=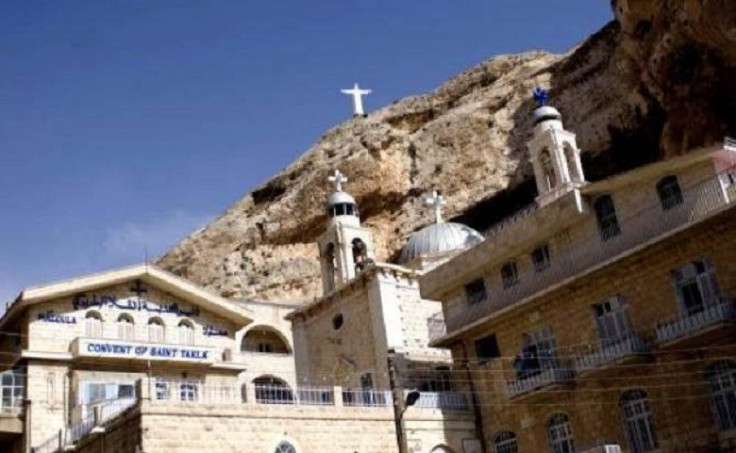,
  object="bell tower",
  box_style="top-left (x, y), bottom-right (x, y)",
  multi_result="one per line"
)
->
top-left (528, 88), bottom-right (586, 206)
top-left (317, 170), bottom-right (375, 295)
